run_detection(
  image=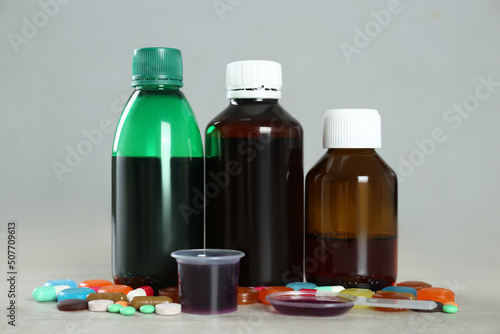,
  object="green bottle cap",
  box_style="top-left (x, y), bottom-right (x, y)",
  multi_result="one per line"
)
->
top-left (131, 47), bottom-right (183, 87)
